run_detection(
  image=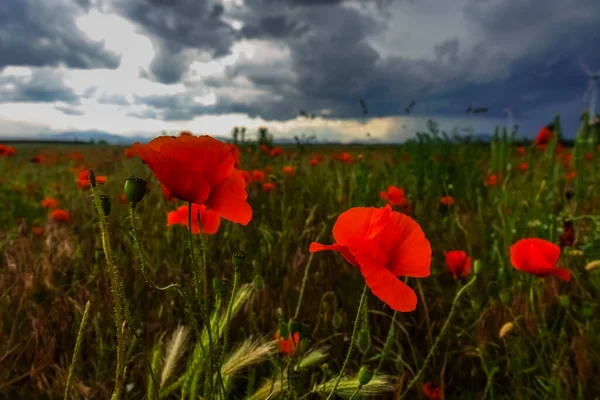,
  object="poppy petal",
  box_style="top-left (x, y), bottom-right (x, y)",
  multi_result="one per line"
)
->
top-left (200, 209), bottom-right (221, 235)
top-left (309, 242), bottom-right (359, 267)
top-left (527, 266), bottom-right (571, 281)
top-left (382, 212), bottom-right (432, 277)
top-left (358, 260), bottom-right (418, 312)
top-left (205, 170), bottom-right (252, 225)
top-left (331, 207), bottom-right (377, 248)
